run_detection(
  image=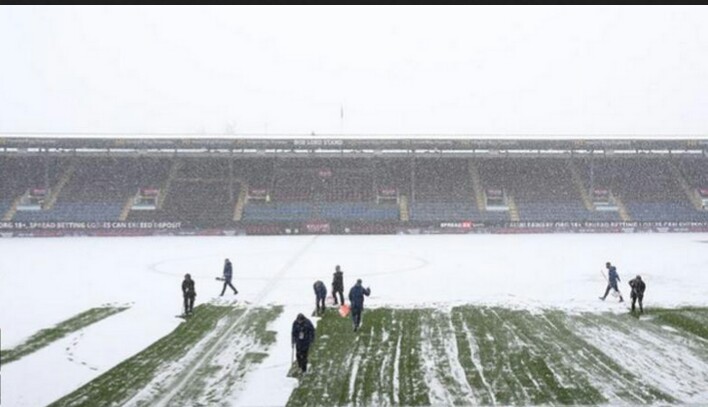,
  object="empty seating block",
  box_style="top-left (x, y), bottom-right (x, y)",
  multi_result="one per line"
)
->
top-left (410, 202), bottom-right (509, 222)
top-left (0, 200), bottom-right (12, 217)
top-left (13, 202), bottom-right (123, 222)
top-left (244, 202), bottom-right (398, 222)
top-left (518, 202), bottom-right (621, 222)
top-left (626, 202), bottom-right (708, 222)
top-left (144, 182), bottom-right (236, 226)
